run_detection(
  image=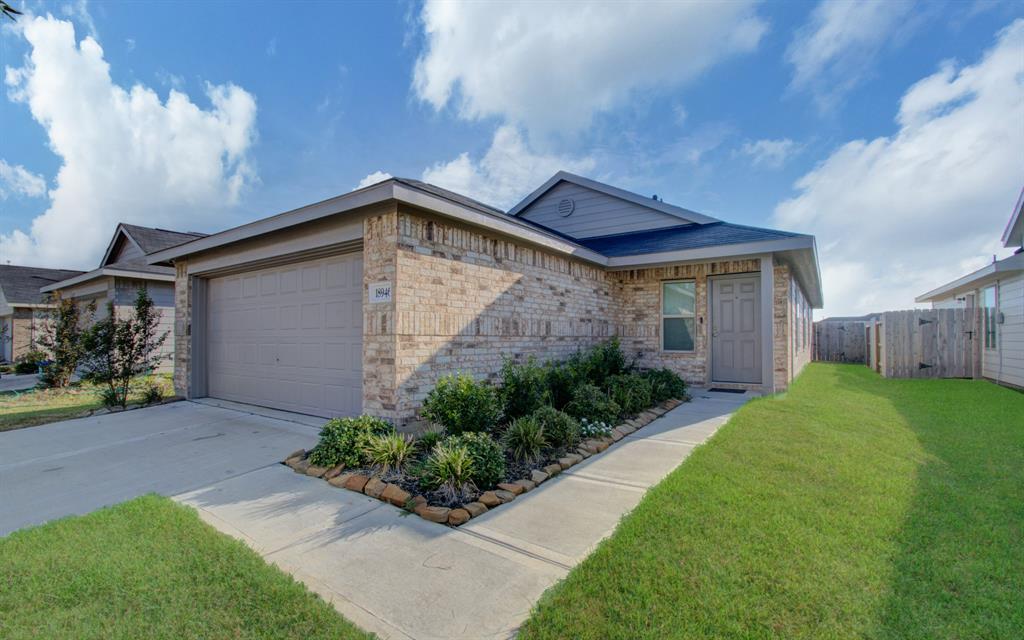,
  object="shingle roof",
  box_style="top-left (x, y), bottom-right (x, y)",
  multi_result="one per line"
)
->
top-left (576, 222), bottom-right (804, 257)
top-left (0, 265), bottom-right (85, 305)
top-left (120, 224), bottom-right (207, 255)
